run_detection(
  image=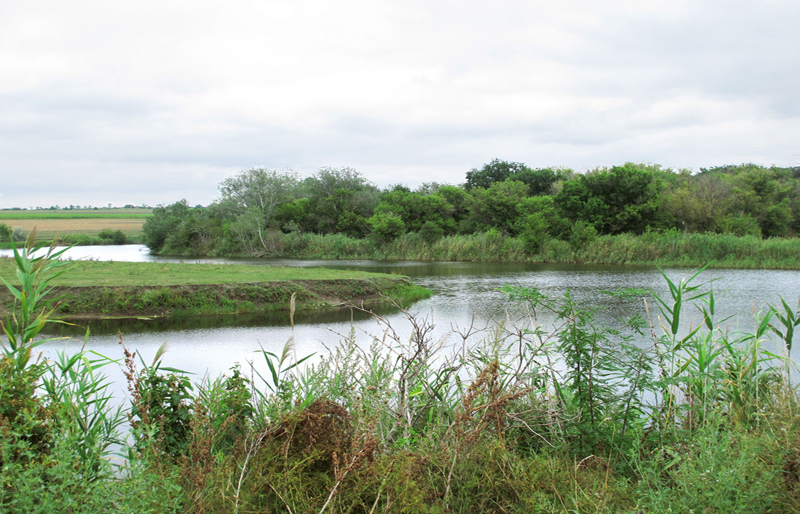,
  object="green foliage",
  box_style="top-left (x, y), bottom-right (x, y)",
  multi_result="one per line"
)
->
top-left (11, 227), bottom-right (27, 243)
top-left (128, 348), bottom-right (195, 459)
top-left (218, 167), bottom-right (300, 225)
top-left (141, 160), bottom-right (800, 258)
top-left (198, 365), bottom-right (255, 451)
top-left (569, 220), bottom-right (598, 253)
top-left (98, 228), bottom-right (127, 244)
top-left (468, 179), bottom-right (529, 234)
top-left (418, 220), bottom-right (445, 244)
top-left (465, 158), bottom-right (529, 190)
top-left (557, 162), bottom-right (665, 234)
top-left (142, 200), bottom-right (191, 253)
top-left (368, 211), bottom-right (406, 243)
top-left (375, 189), bottom-right (455, 234)
top-left (0, 239), bottom-right (125, 511)
top-left (515, 212), bottom-right (548, 253)
top-left (0, 223), bottom-right (11, 242)
top-left (303, 166), bottom-right (379, 236)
